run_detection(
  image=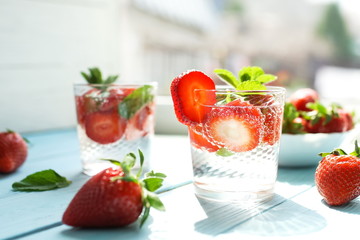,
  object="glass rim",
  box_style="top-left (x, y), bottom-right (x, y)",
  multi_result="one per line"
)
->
top-left (73, 82), bottom-right (158, 88)
top-left (194, 86), bottom-right (286, 94)
top-left (194, 86), bottom-right (285, 107)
